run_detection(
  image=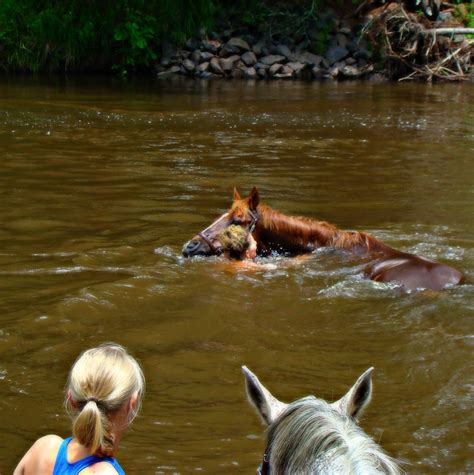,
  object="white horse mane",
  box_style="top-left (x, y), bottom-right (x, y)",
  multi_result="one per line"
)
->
top-left (267, 396), bottom-right (401, 475)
